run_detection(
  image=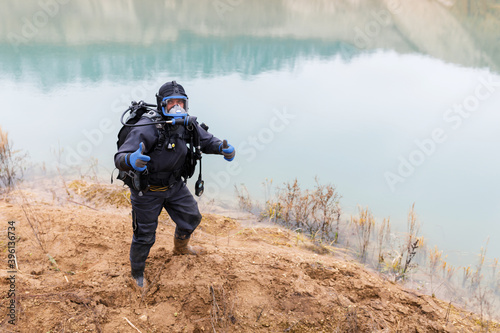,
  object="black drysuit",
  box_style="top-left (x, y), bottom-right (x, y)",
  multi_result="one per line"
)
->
top-left (114, 113), bottom-right (222, 273)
